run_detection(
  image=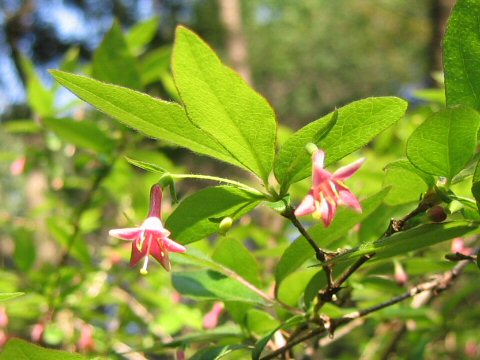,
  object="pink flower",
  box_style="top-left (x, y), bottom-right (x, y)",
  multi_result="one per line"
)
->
top-left (10, 156), bottom-right (26, 176)
top-left (77, 323), bottom-right (95, 352)
top-left (295, 150), bottom-right (364, 227)
top-left (109, 184), bottom-right (186, 274)
top-left (203, 302), bottom-right (224, 329)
